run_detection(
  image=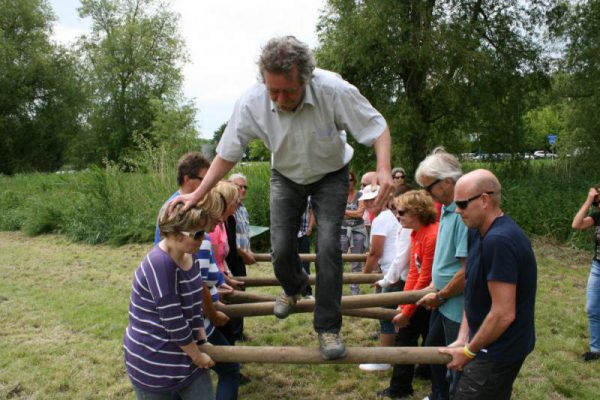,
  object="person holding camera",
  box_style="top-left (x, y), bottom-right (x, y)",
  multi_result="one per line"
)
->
top-left (572, 185), bottom-right (600, 362)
